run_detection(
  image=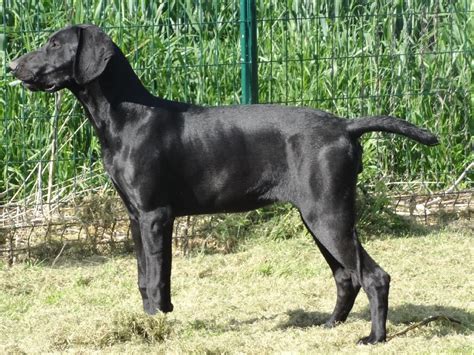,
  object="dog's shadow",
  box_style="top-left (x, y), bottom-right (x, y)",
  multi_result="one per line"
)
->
top-left (276, 309), bottom-right (331, 329)
top-left (276, 303), bottom-right (473, 335)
